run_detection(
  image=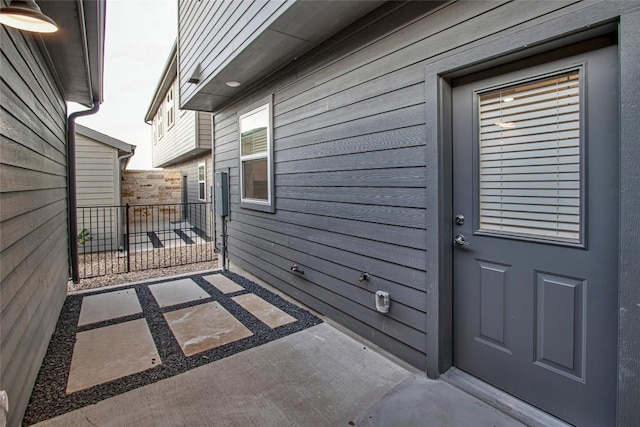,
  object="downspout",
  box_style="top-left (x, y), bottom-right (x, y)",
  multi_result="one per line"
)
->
top-left (116, 151), bottom-right (135, 202)
top-left (67, 101), bottom-right (100, 284)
